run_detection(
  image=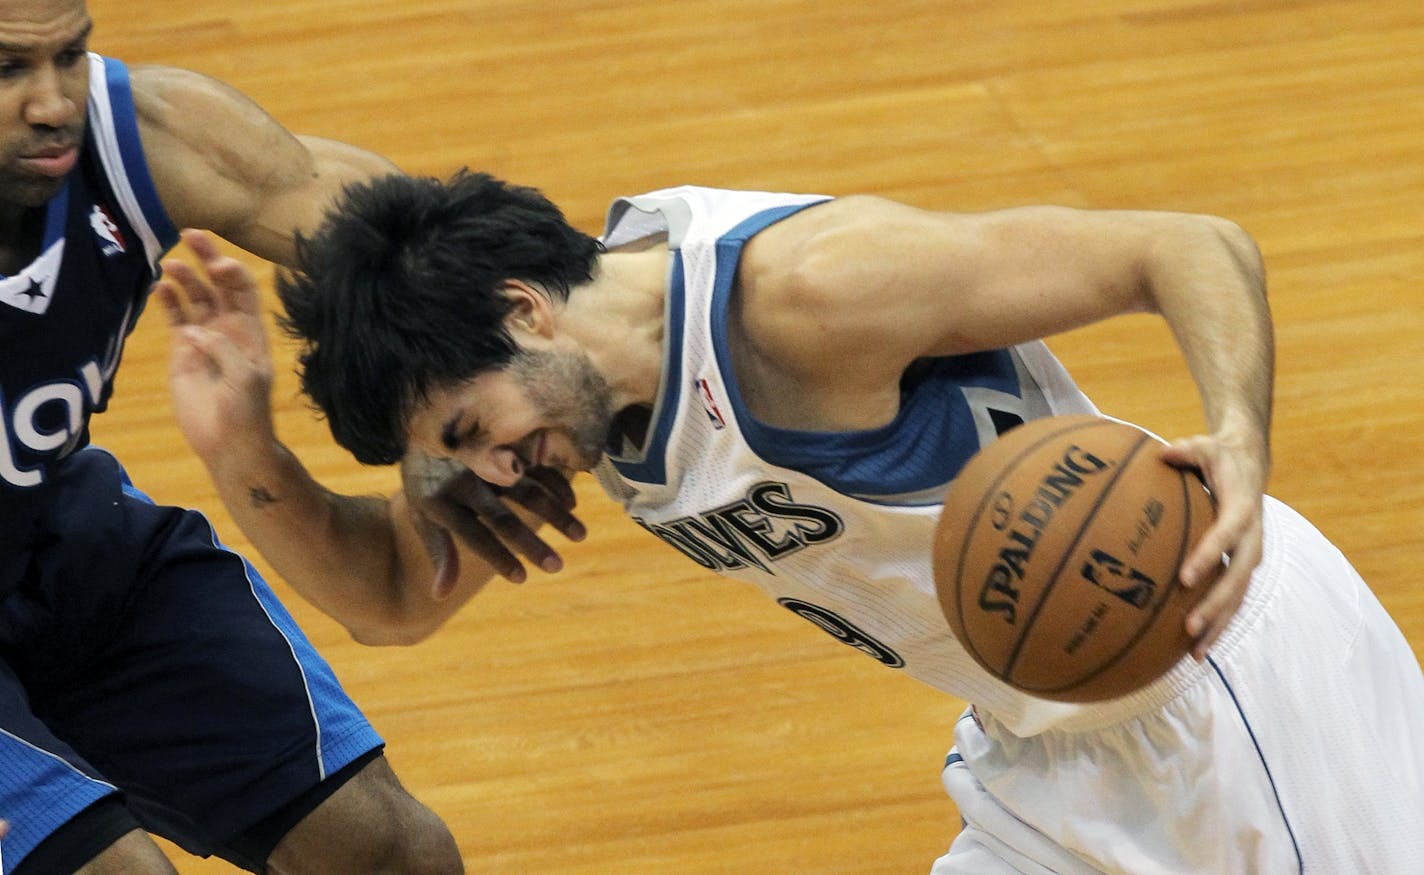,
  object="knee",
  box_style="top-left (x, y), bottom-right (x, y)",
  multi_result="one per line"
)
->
top-left (366, 796), bottom-right (463, 875)
top-left (269, 756), bottom-right (463, 875)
